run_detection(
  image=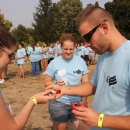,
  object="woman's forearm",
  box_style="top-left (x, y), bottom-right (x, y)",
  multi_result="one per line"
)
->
top-left (13, 100), bottom-right (35, 129)
top-left (0, 96), bottom-right (34, 130)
